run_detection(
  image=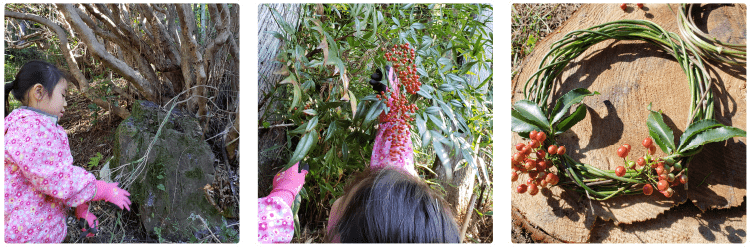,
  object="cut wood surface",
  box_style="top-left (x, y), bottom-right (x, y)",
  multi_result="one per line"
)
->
top-left (511, 3), bottom-right (746, 242)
